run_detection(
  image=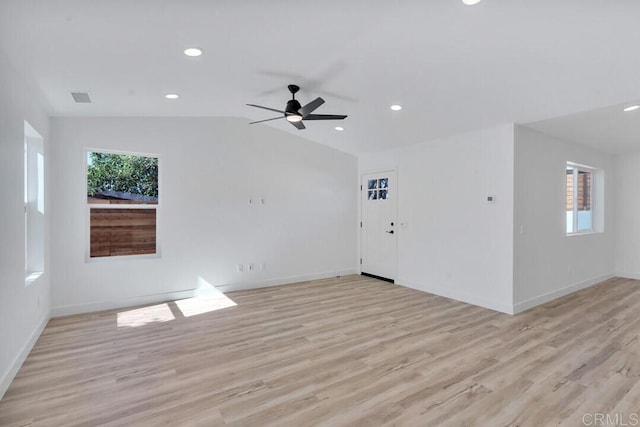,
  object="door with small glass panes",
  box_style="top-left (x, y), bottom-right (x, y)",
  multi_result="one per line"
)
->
top-left (361, 170), bottom-right (397, 281)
